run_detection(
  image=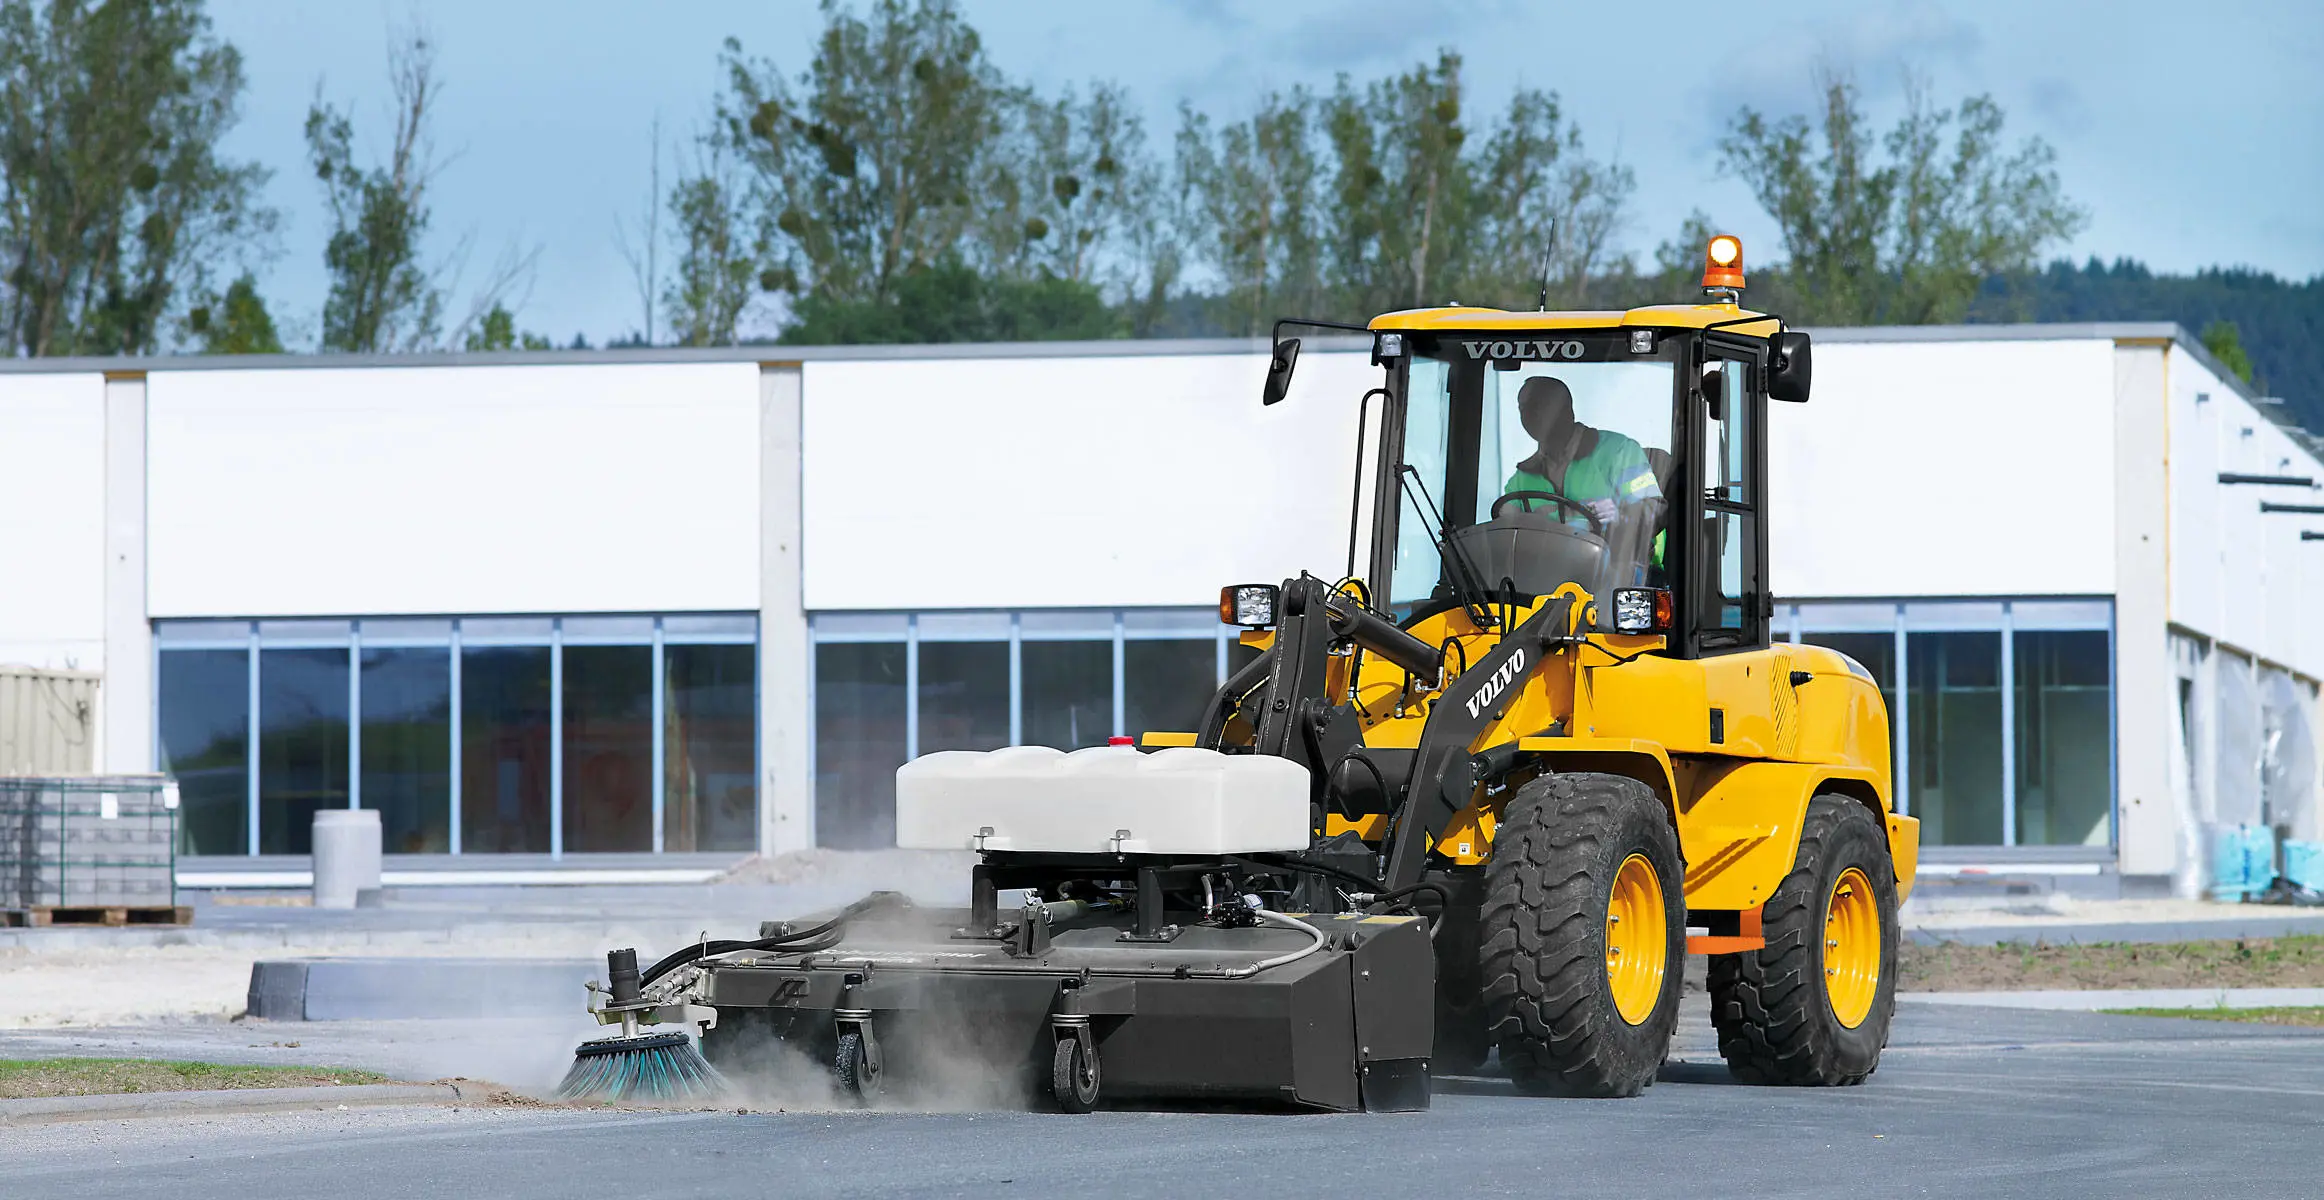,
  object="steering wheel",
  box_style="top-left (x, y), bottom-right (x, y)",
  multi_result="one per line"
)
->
top-left (1491, 489), bottom-right (1604, 535)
